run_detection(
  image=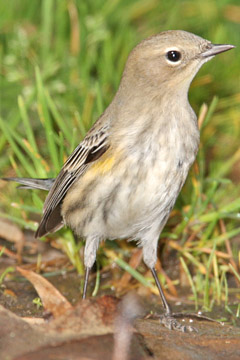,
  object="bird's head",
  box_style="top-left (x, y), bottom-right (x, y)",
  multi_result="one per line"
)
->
top-left (122, 30), bottom-right (234, 95)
